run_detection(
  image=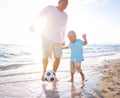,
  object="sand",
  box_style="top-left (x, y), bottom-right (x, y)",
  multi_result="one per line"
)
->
top-left (0, 57), bottom-right (120, 98)
top-left (97, 59), bottom-right (120, 98)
